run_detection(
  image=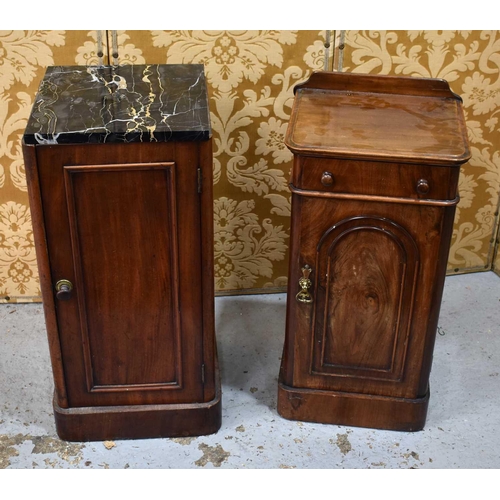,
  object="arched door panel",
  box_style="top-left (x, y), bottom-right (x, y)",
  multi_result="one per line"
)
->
top-left (311, 216), bottom-right (419, 383)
